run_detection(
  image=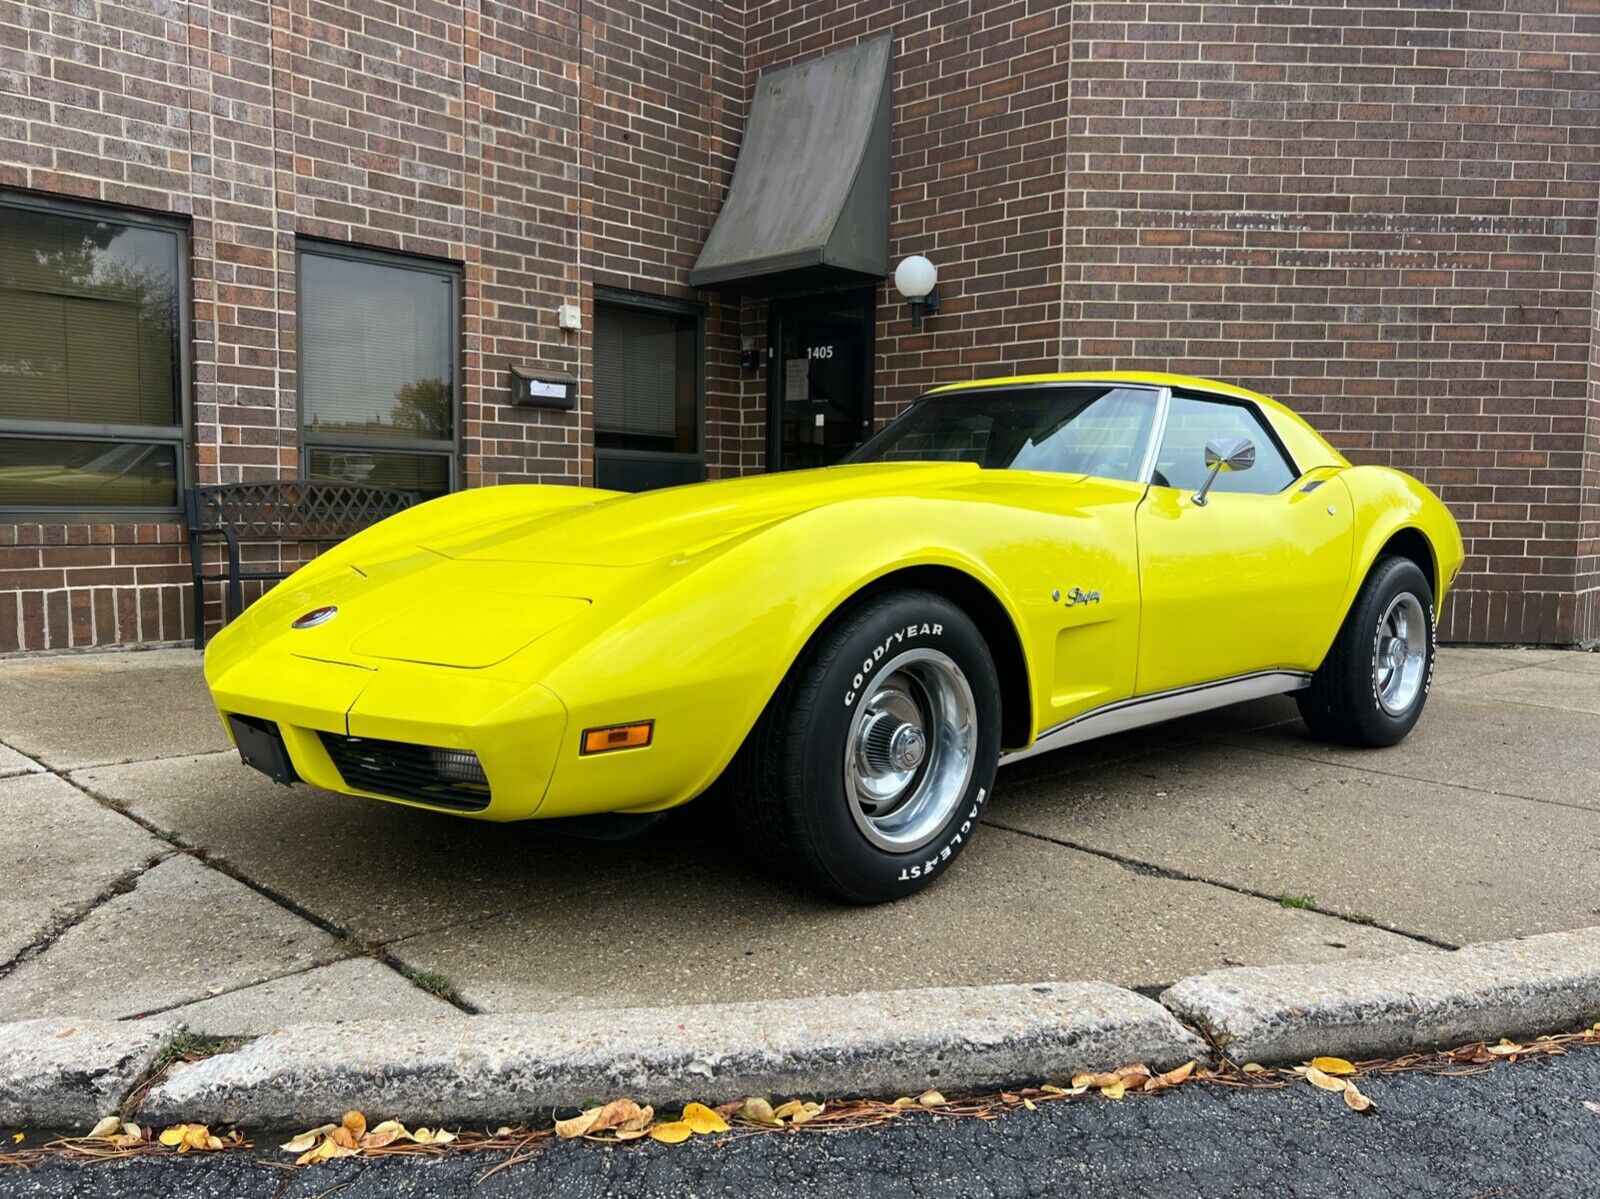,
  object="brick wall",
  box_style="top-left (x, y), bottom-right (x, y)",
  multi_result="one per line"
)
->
top-left (1058, 1), bottom-right (1600, 644)
top-left (0, 0), bottom-right (741, 649)
top-left (743, 0), bottom-right (1073, 423)
top-left (3, 0), bottom-right (1599, 651)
